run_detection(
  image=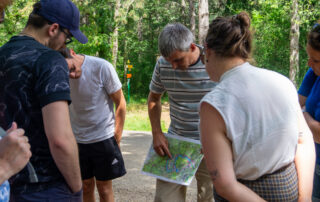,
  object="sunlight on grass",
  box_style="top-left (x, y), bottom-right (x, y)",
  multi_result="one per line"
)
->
top-left (124, 101), bottom-right (169, 132)
top-left (124, 113), bottom-right (167, 132)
